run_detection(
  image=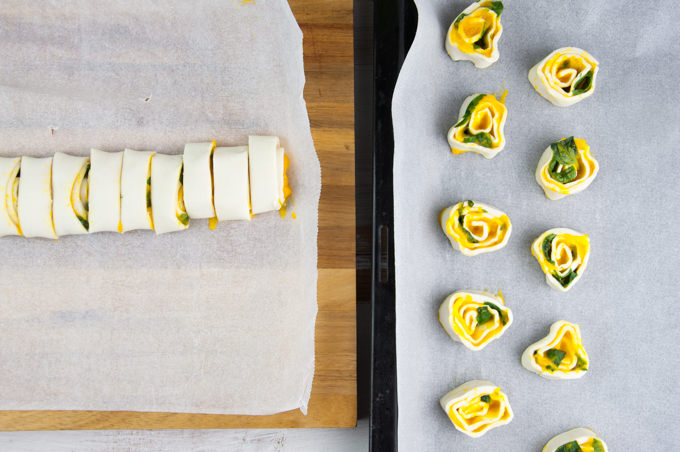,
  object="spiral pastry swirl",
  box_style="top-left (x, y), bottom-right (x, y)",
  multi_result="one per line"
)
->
top-left (536, 137), bottom-right (599, 200)
top-left (522, 321), bottom-right (589, 380)
top-left (439, 290), bottom-right (513, 350)
top-left (447, 93), bottom-right (507, 159)
top-left (440, 380), bottom-right (513, 438)
top-left (441, 200), bottom-right (511, 256)
top-left (529, 47), bottom-right (599, 107)
top-left (445, 1), bottom-right (504, 69)
top-left (532, 228), bottom-right (590, 291)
